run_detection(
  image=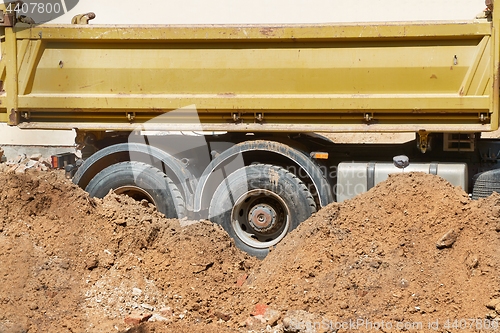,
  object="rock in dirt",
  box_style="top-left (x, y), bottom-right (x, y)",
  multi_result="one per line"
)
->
top-left (282, 310), bottom-right (331, 333)
top-left (124, 312), bottom-right (153, 326)
top-left (30, 153), bottom-right (42, 161)
top-left (132, 288), bottom-right (143, 296)
top-left (487, 299), bottom-right (500, 310)
top-left (242, 304), bottom-right (281, 329)
top-left (436, 228), bottom-right (458, 249)
top-left (214, 310), bottom-right (232, 321)
top-left (495, 303), bottom-right (500, 315)
top-left (148, 313), bottom-right (169, 322)
top-left (465, 252), bottom-right (479, 269)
